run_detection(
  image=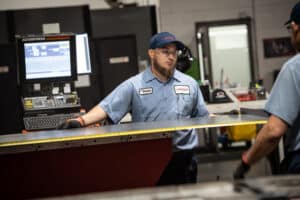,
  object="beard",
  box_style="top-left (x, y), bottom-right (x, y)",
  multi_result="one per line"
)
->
top-left (292, 29), bottom-right (300, 52)
top-left (153, 58), bottom-right (174, 79)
